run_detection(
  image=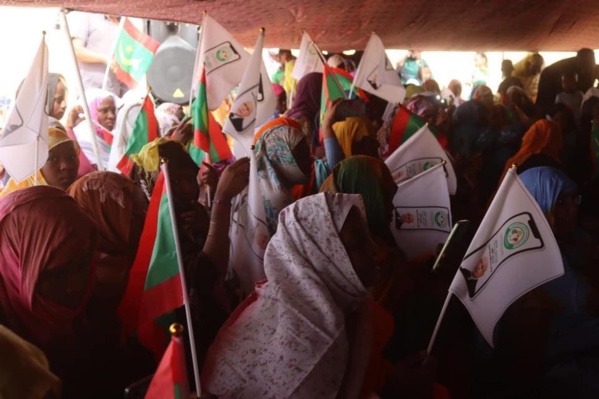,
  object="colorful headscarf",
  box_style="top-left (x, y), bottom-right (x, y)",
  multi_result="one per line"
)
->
top-left (286, 72), bottom-right (322, 121)
top-left (320, 155), bottom-right (397, 234)
top-left (155, 102), bottom-right (183, 137)
top-left (254, 123), bottom-right (310, 236)
top-left (502, 119), bottom-right (563, 179)
top-left (406, 94), bottom-right (440, 122)
top-left (519, 166), bottom-right (577, 214)
top-left (203, 192), bottom-right (370, 399)
top-left (0, 186), bottom-right (97, 345)
top-left (0, 128), bottom-right (80, 197)
top-left (332, 116), bottom-right (374, 158)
